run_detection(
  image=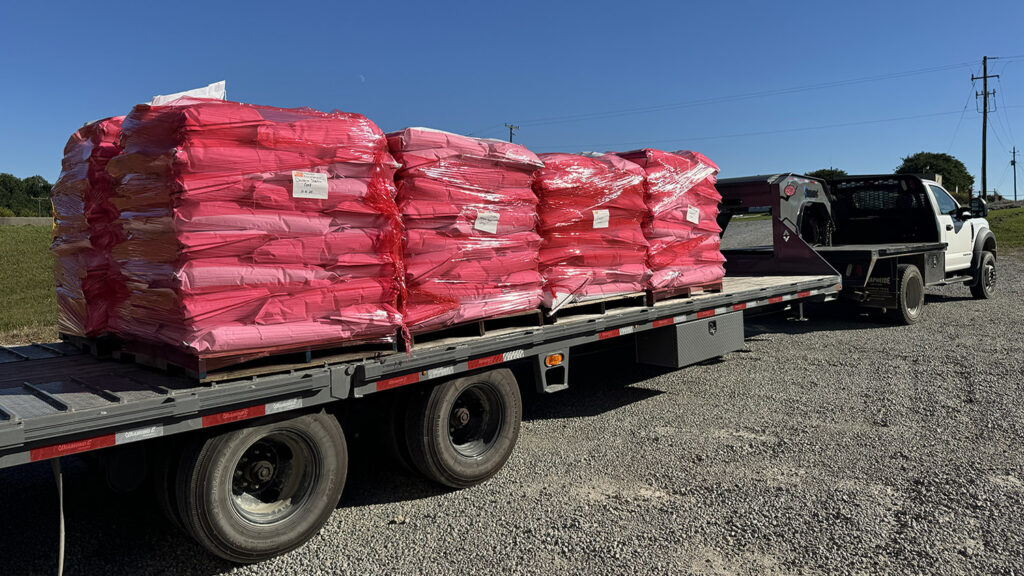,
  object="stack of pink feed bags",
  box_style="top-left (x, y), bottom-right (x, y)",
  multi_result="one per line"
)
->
top-left (103, 98), bottom-right (404, 356)
top-left (51, 116), bottom-right (125, 337)
top-left (387, 128), bottom-right (544, 333)
top-left (532, 153), bottom-right (649, 310)
top-left (617, 149), bottom-right (726, 292)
